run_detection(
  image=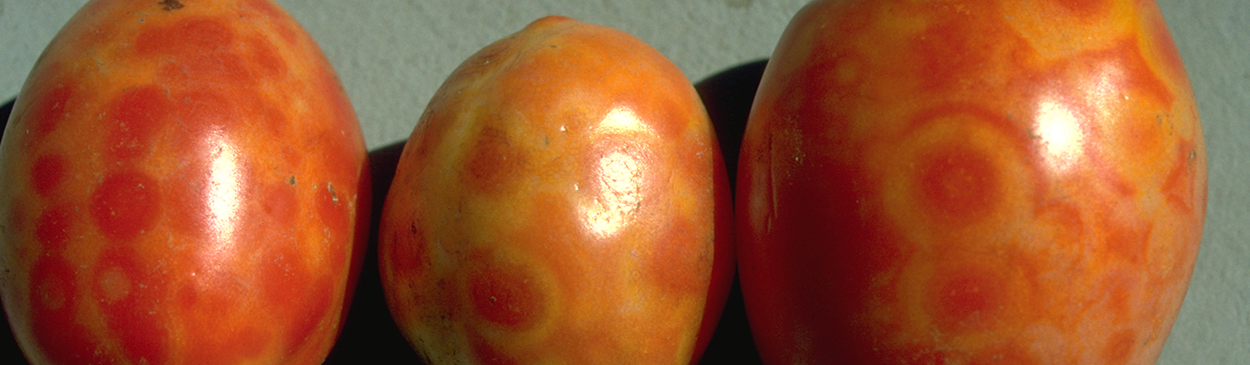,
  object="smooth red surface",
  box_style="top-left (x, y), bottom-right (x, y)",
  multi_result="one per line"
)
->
top-left (737, 1), bottom-right (1205, 364)
top-left (379, 16), bottom-right (733, 365)
top-left (0, 1), bottom-right (370, 364)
